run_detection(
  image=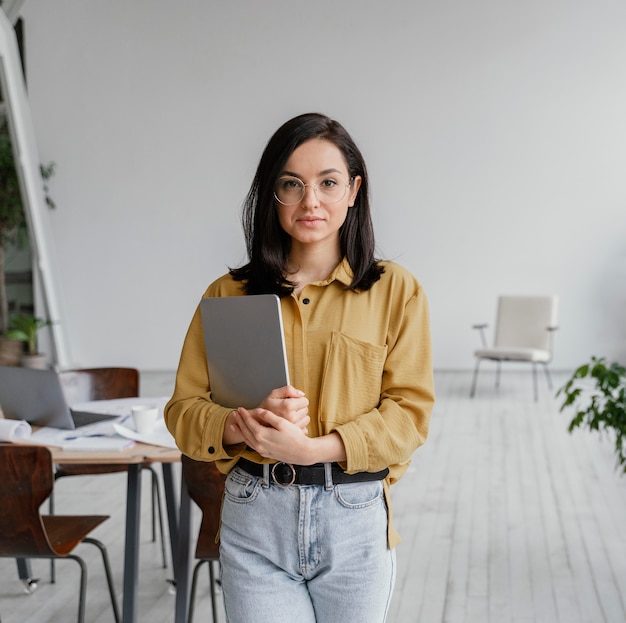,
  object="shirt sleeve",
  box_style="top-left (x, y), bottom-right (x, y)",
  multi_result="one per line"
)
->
top-left (163, 304), bottom-right (245, 467)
